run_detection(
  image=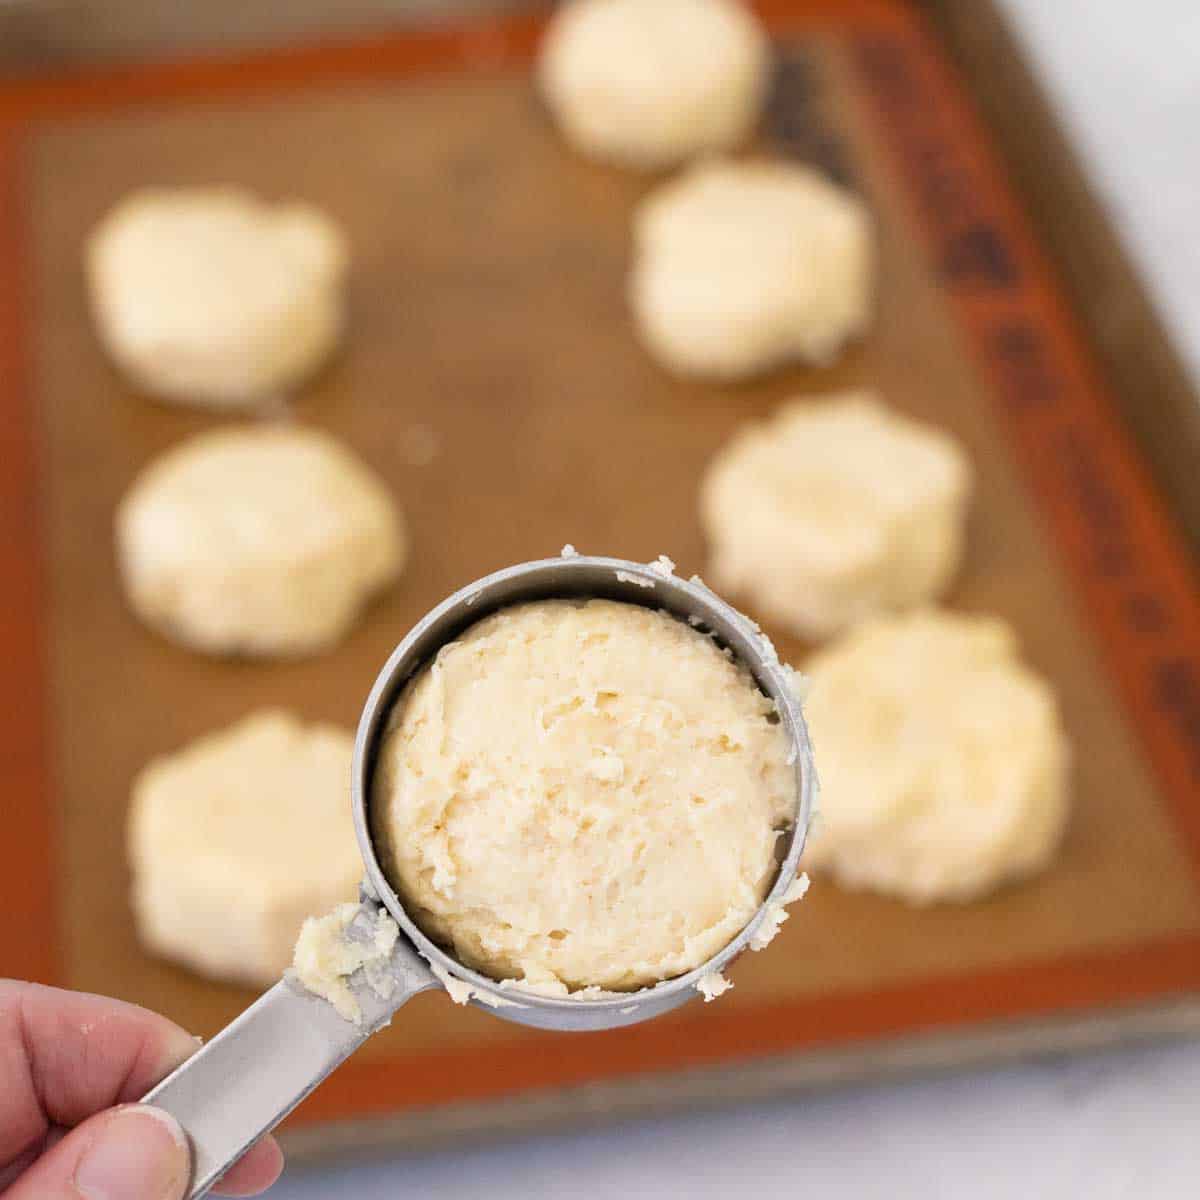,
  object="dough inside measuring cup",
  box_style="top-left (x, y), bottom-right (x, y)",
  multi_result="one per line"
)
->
top-left (371, 598), bottom-right (796, 994)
